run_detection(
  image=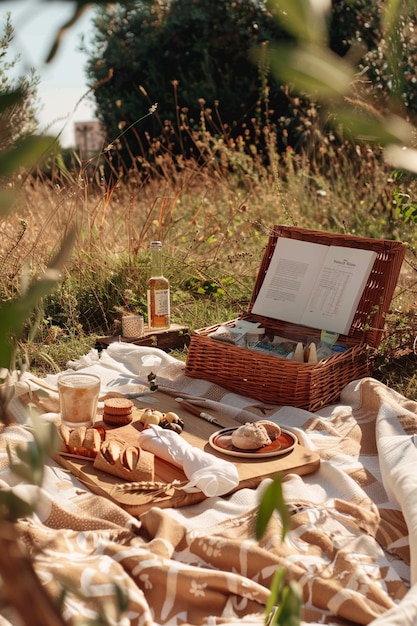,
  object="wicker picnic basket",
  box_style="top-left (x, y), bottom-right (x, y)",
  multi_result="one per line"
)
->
top-left (184, 225), bottom-right (406, 411)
